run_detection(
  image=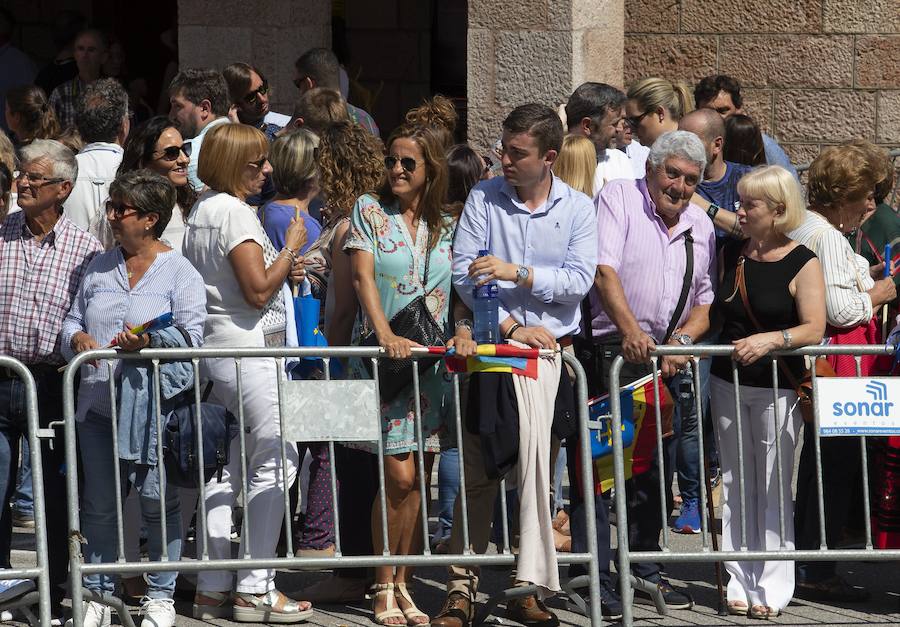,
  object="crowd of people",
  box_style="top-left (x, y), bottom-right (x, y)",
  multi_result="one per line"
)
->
top-left (1, 18), bottom-right (899, 627)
